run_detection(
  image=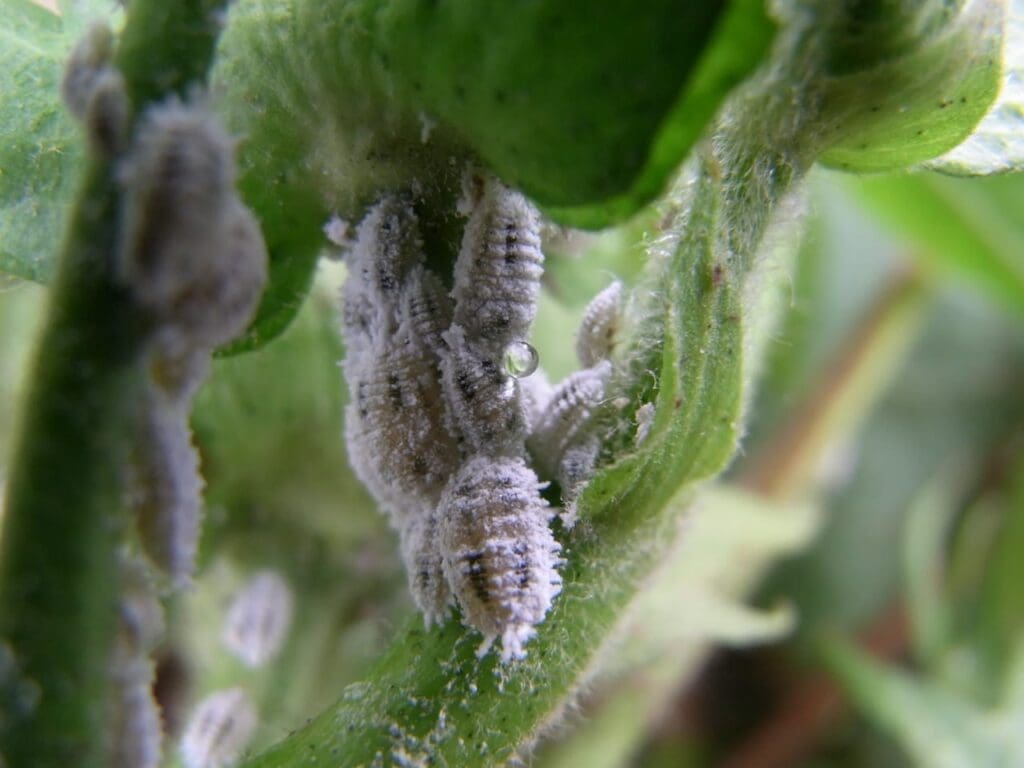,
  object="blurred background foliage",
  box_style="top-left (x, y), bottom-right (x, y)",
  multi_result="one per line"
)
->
top-left (2, 160), bottom-right (1021, 766)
